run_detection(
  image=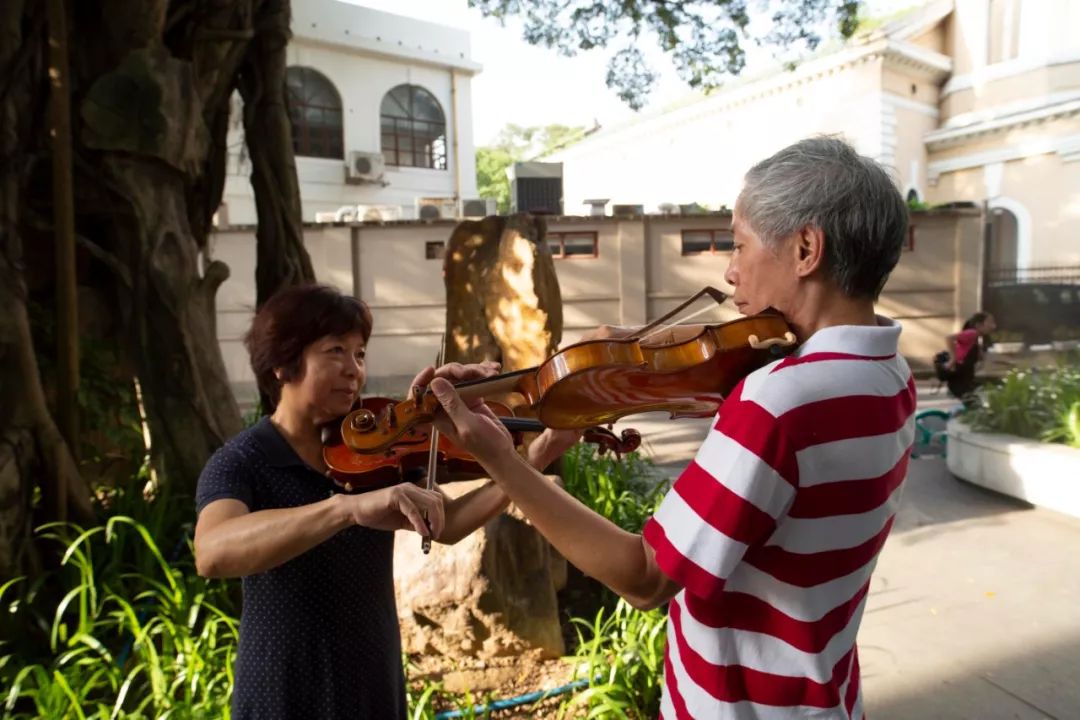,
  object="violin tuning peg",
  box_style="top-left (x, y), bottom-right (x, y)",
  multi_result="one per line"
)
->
top-left (344, 482), bottom-right (354, 492)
